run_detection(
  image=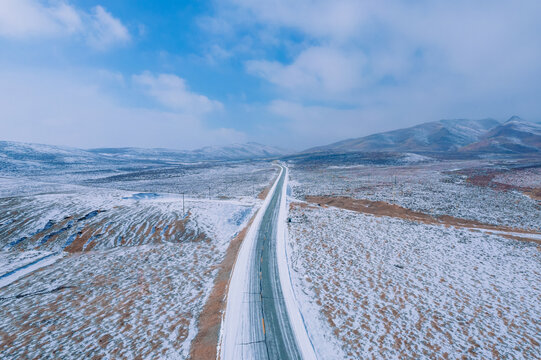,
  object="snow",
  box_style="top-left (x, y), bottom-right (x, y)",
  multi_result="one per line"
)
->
top-left (0, 160), bottom-right (272, 358)
top-left (287, 205), bottom-right (541, 359)
top-left (289, 159), bottom-right (540, 230)
top-left (402, 153), bottom-right (431, 163)
top-left (278, 166), bottom-right (317, 359)
top-left (285, 156), bottom-right (541, 358)
top-left (492, 167), bottom-right (541, 188)
top-left (0, 252), bottom-right (63, 288)
top-left (219, 164), bottom-right (317, 359)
